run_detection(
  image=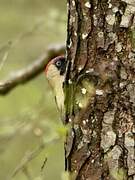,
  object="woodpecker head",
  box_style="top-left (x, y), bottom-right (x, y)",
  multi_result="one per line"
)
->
top-left (45, 56), bottom-right (66, 119)
top-left (45, 55), bottom-right (66, 77)
top-left (45, 56), bottom-right (66, 88)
